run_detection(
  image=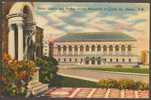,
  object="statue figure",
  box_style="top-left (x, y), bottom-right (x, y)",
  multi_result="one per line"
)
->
top-left (24, 31), bottom-right (36, 60)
